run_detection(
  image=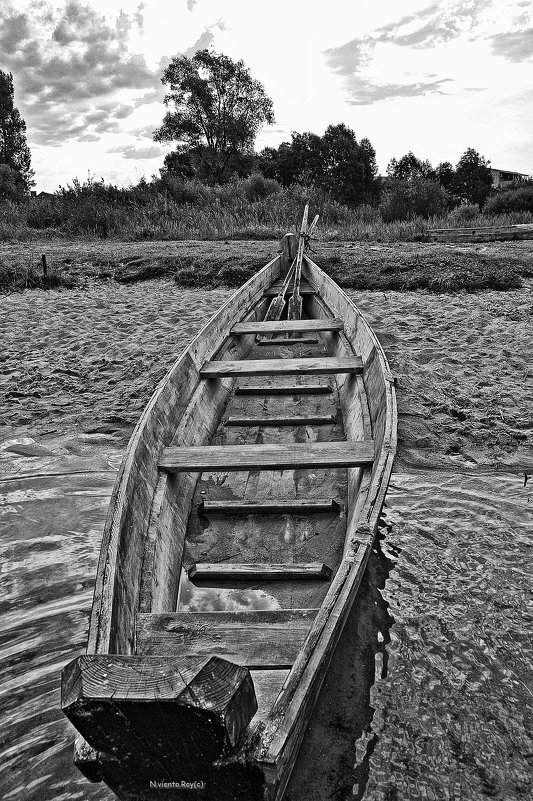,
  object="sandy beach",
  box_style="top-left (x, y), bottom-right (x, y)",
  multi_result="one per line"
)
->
top-left (1, 265), bottom-right (531, 472)
top-left (1, 247), bottom-right (532, 800)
